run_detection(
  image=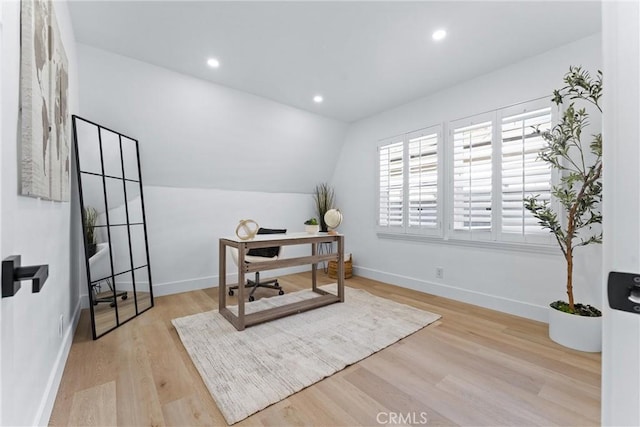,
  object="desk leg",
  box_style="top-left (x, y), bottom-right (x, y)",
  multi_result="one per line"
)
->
top-left (311, 242), bottom-right (317, 292)
top-left (237, 243), bottom-right (246, 331)
top-left (337, 235), bottom-right (345, 302)
top-left (219, 240), bottom-right (226, 311)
